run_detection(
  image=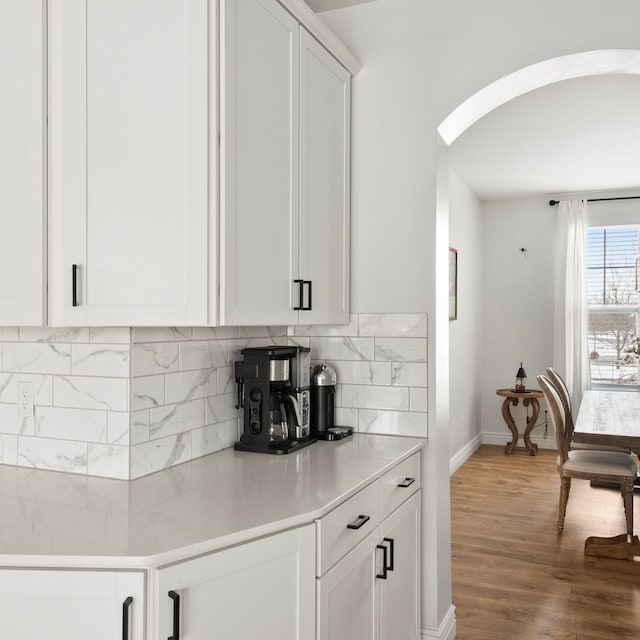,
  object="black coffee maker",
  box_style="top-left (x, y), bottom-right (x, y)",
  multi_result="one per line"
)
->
top-left (310, 363), bottom-right (353, 441)
top-left (234, 346), bottom-right (315, 454)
